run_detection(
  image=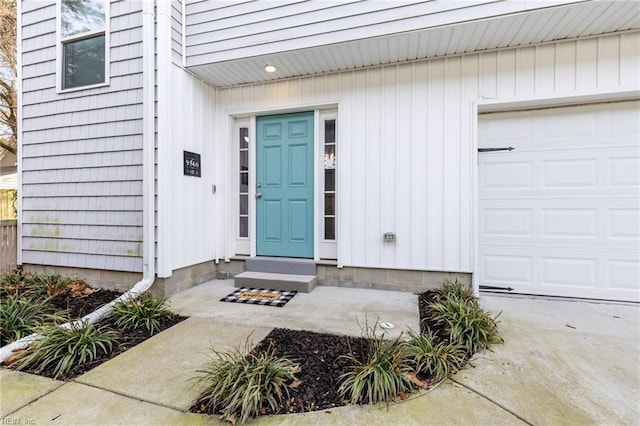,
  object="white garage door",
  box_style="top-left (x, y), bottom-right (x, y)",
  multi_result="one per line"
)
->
top-left (478, 101), bottom-right (639, 302)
